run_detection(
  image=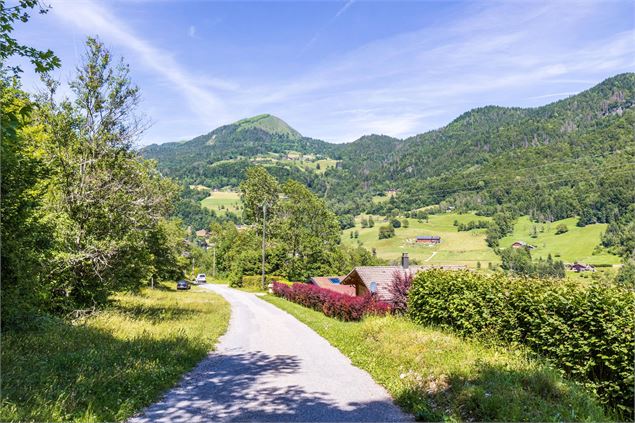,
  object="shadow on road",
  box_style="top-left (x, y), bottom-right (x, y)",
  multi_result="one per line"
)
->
top-left (131, 350), bottom-right (407, 422)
